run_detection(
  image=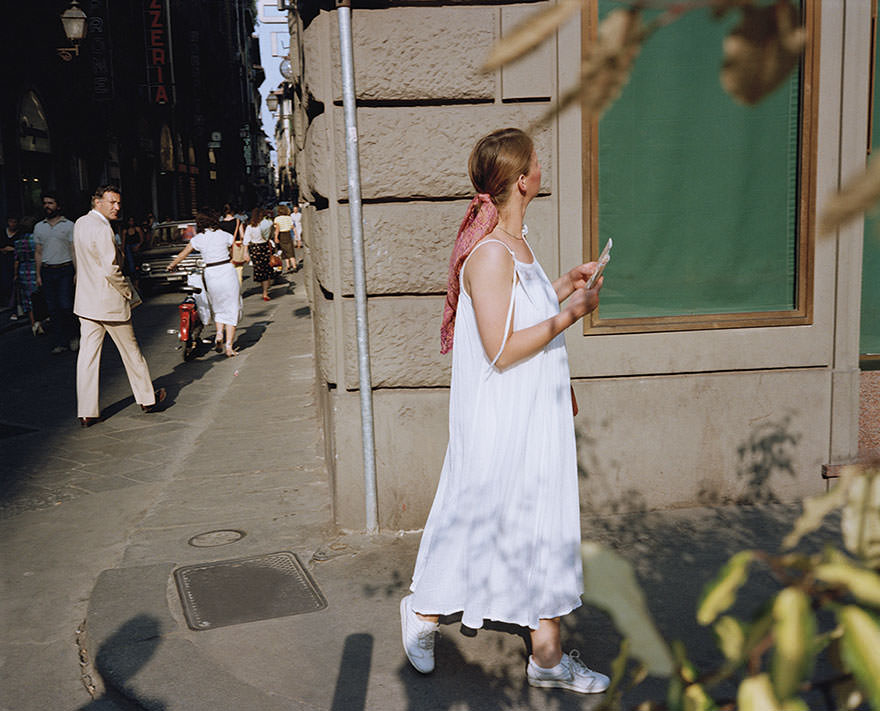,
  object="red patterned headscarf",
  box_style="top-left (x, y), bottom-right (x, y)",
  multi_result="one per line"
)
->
top-left (440, 194), bottom-right (499, 353)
